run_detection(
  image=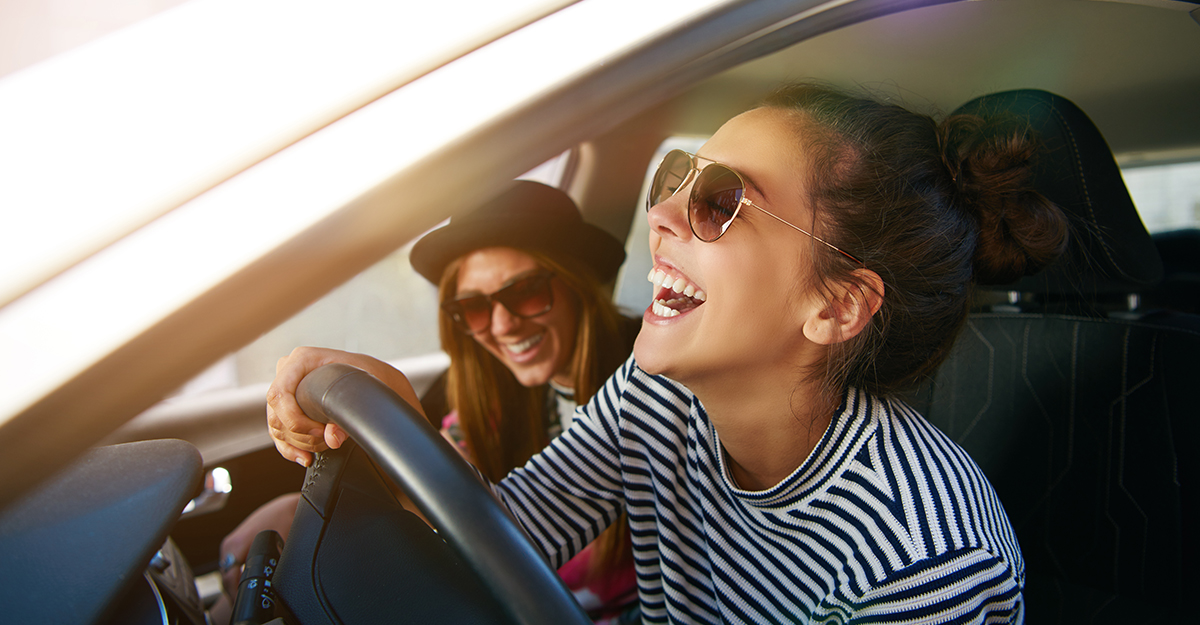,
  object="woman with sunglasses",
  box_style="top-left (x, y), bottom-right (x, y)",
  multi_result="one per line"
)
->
top-left (216, 181), bottom-right (641, 625)
top-left (412, 182), bottom-right (642, 625)
top-left (269, 83), bottom-right (1067, 622)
